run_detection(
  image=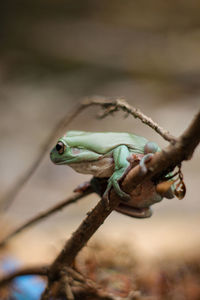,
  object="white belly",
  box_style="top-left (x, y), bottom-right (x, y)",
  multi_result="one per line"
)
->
top-left (69, 157), bottom-right (114, 177)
